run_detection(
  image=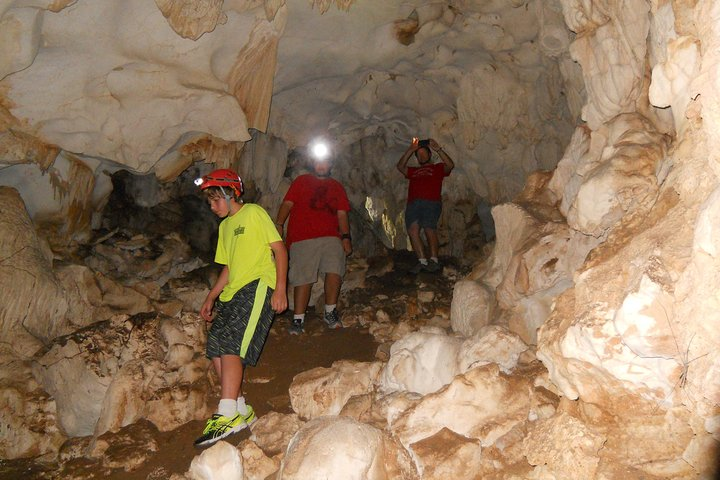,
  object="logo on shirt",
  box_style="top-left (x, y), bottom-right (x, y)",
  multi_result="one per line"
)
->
top-left (234, 226), bottom-right (245, 236)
